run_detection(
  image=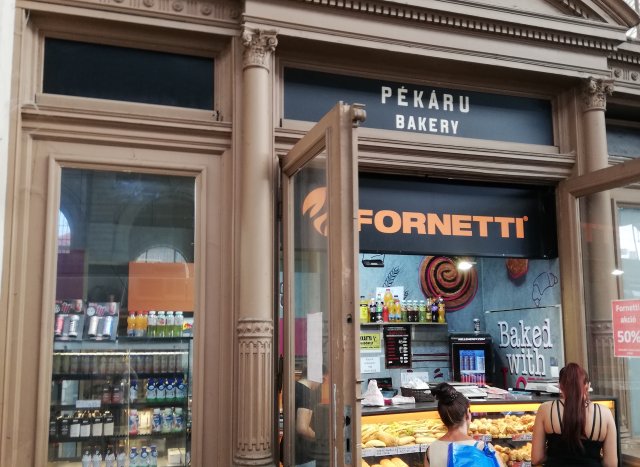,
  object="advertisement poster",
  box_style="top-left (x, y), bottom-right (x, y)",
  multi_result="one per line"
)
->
top-left (360, 333), bottom-right (381, 353)
top-left (485, 305), bottom-right (564, 389)
top-left (383, 325), bottom-right (411, 369)
top-left (612, 299), bottom-right (640, 357)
